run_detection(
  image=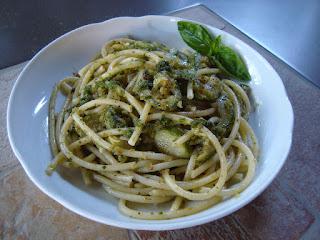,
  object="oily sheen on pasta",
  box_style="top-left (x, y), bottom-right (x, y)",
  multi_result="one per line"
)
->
top-left (48, 38), bottom-right (259, 220)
